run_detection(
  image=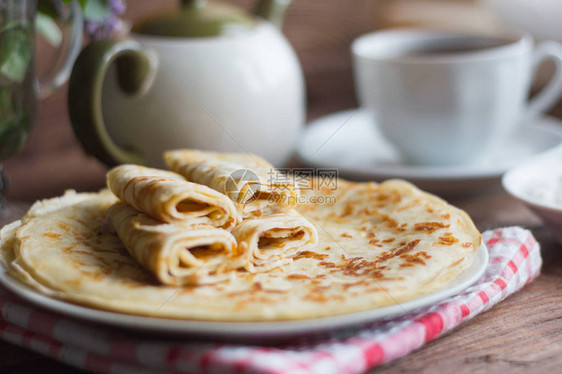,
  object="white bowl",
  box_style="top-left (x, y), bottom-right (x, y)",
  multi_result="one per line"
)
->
top-left (483, 0), bottom-right (562, 42)
top-left (502, 145), bottom-right (562, 244)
